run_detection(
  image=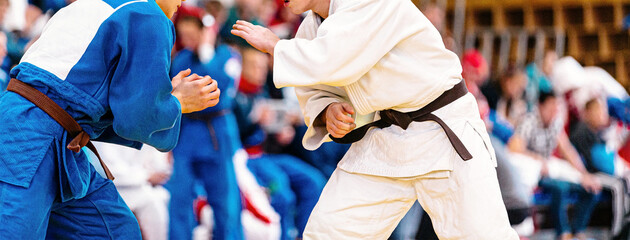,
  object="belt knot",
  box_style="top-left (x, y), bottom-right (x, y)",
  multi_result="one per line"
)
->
top-left (380, 109), bottom-right (413, 130)
top-left (67, 131), bottom-right (90, 153)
